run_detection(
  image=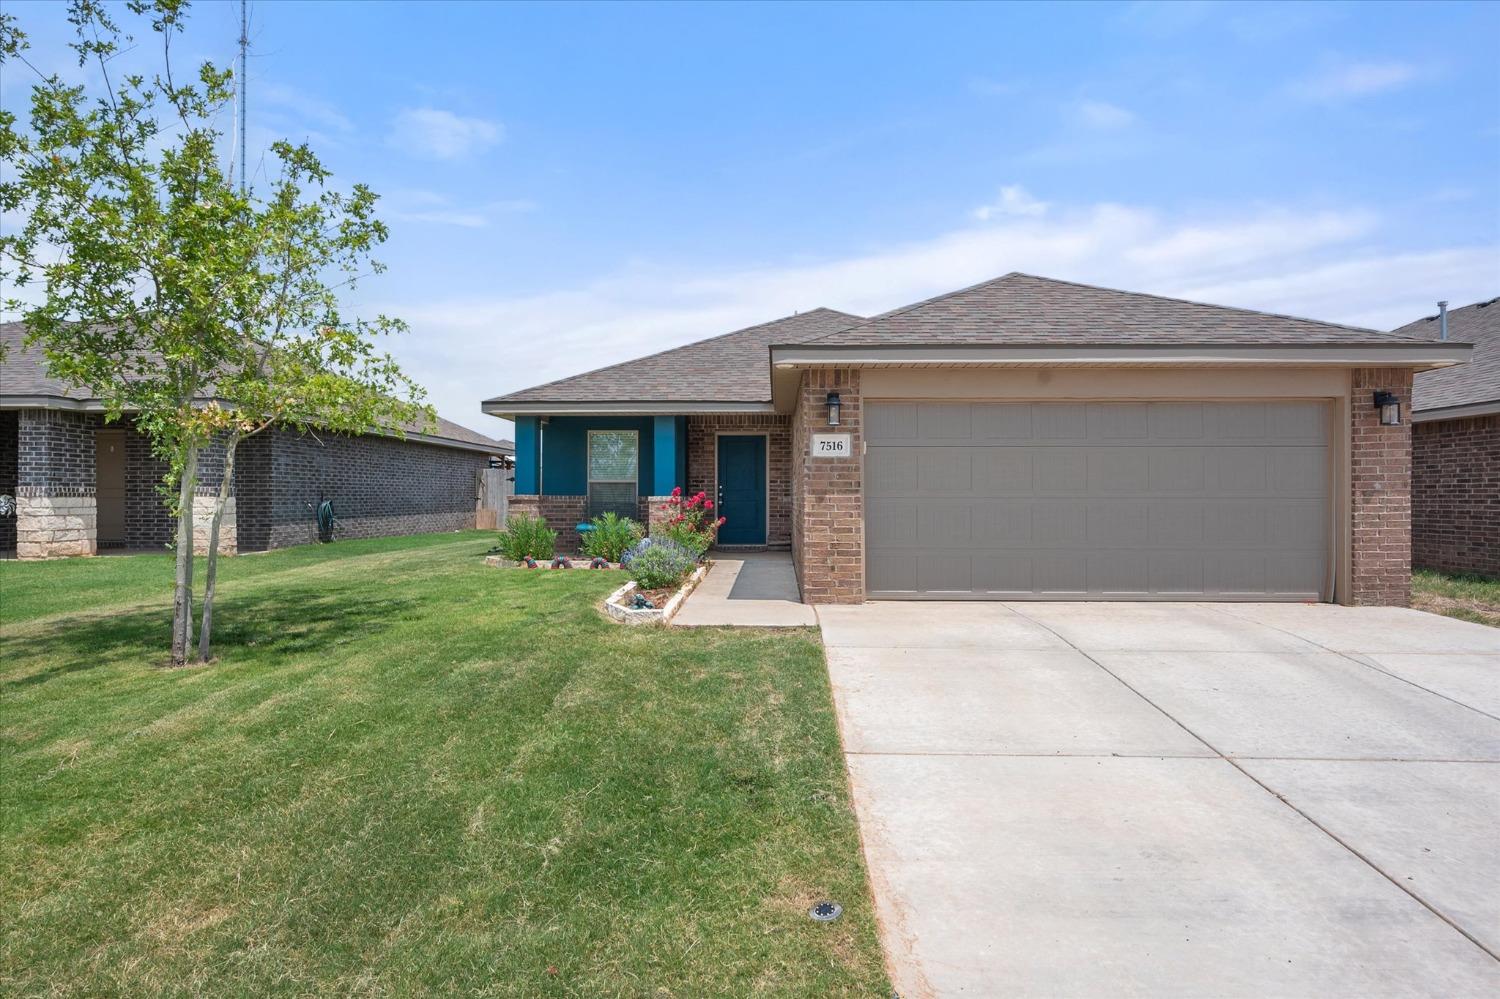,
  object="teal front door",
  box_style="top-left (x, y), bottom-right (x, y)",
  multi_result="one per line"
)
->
top-left (716, 435), bottom-right (767, 545)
